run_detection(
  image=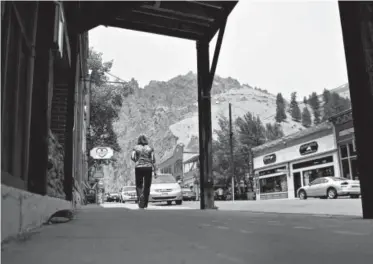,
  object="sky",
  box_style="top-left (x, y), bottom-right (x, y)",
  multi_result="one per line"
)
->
top-left (89, 0), bottom-right (348, 99)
